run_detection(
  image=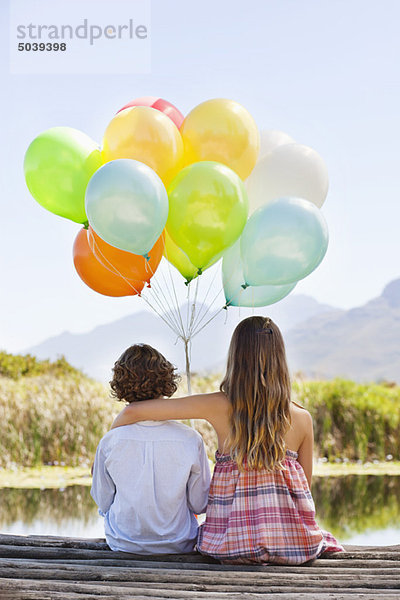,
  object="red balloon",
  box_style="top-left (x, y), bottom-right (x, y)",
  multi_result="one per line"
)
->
top-left (73, 229), bottom-right (145, 297)
top-left (117, 96), bottom-right (184, 129)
